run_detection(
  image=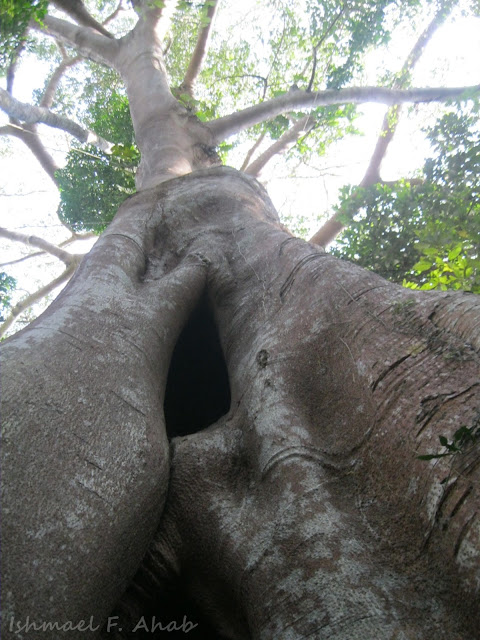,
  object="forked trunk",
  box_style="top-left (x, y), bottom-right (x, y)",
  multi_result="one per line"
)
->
top-left (2, 168), bottom-right (479, 639)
